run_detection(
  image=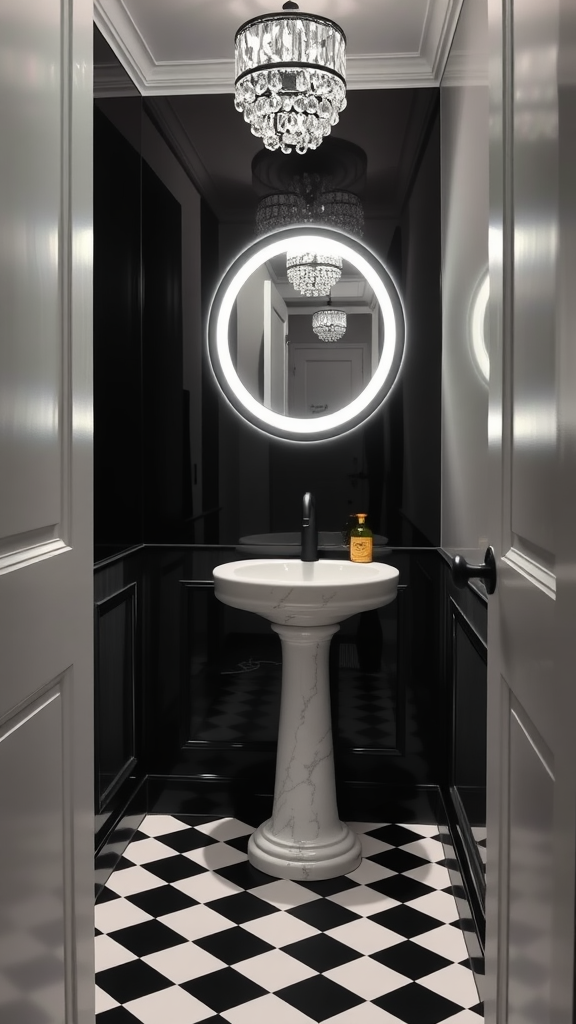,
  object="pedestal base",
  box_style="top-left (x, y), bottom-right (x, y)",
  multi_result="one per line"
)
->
top-left (247, 621), bottom-right (361, 881)
top-left (248, 818), bottom-right (361, 881)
